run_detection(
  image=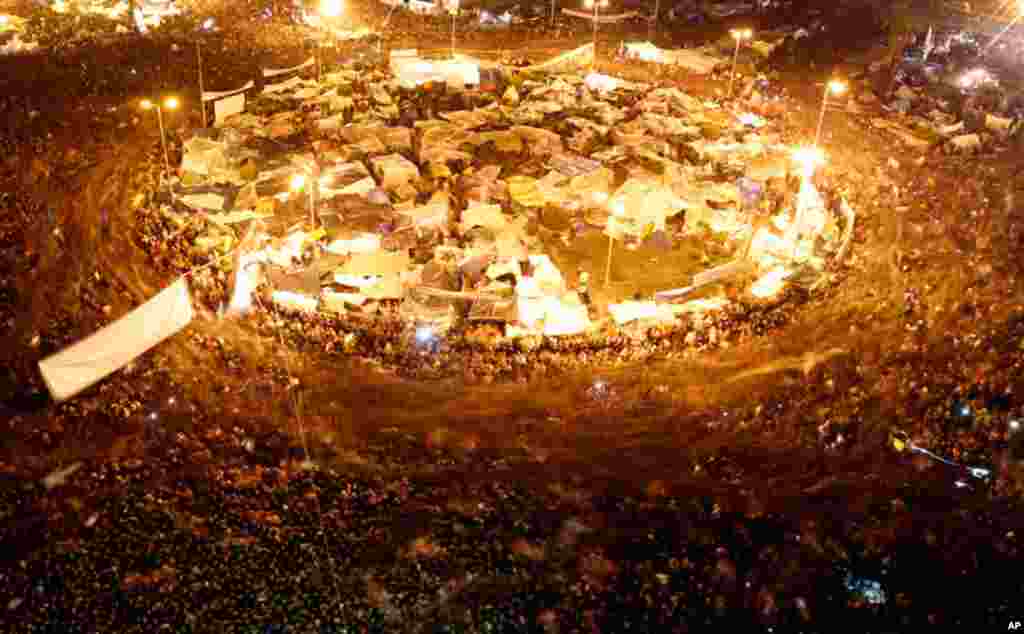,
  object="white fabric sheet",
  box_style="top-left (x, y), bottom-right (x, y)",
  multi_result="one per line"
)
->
top-left (39, 278), bottom-right (195, 401)
top-left (201, 80), bottom-right (254, 103)
top-left (262, 56), bottom-right (315, 78)
top-left (214, 93), bottom-right (246, 126)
